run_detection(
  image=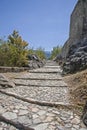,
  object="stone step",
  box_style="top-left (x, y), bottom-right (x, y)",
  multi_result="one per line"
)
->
top-left (44, 66), bottom-right (60, 68)
top-left (44, 64), bottom-right (59, 66)
top-left (0, 90), bottom-right (69, 107)
top-left (0, 91), bottom-right (85, 130)
top-left (0, 61), bottom-right (86, 129)
top-left (45, 61), bottom-right (58, 66)
top-left (29, 68), bottom-right (62, 73)
top-left (13, 79), bottom-right (67, 87)
top-left (3, 85), bottom-right (69, 104)
top-left (15, 73), bottom-right (62, 80)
